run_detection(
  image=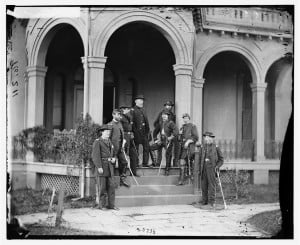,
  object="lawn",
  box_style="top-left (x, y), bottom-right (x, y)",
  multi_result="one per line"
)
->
top-left (246, 209), bottom-right (282, 236)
